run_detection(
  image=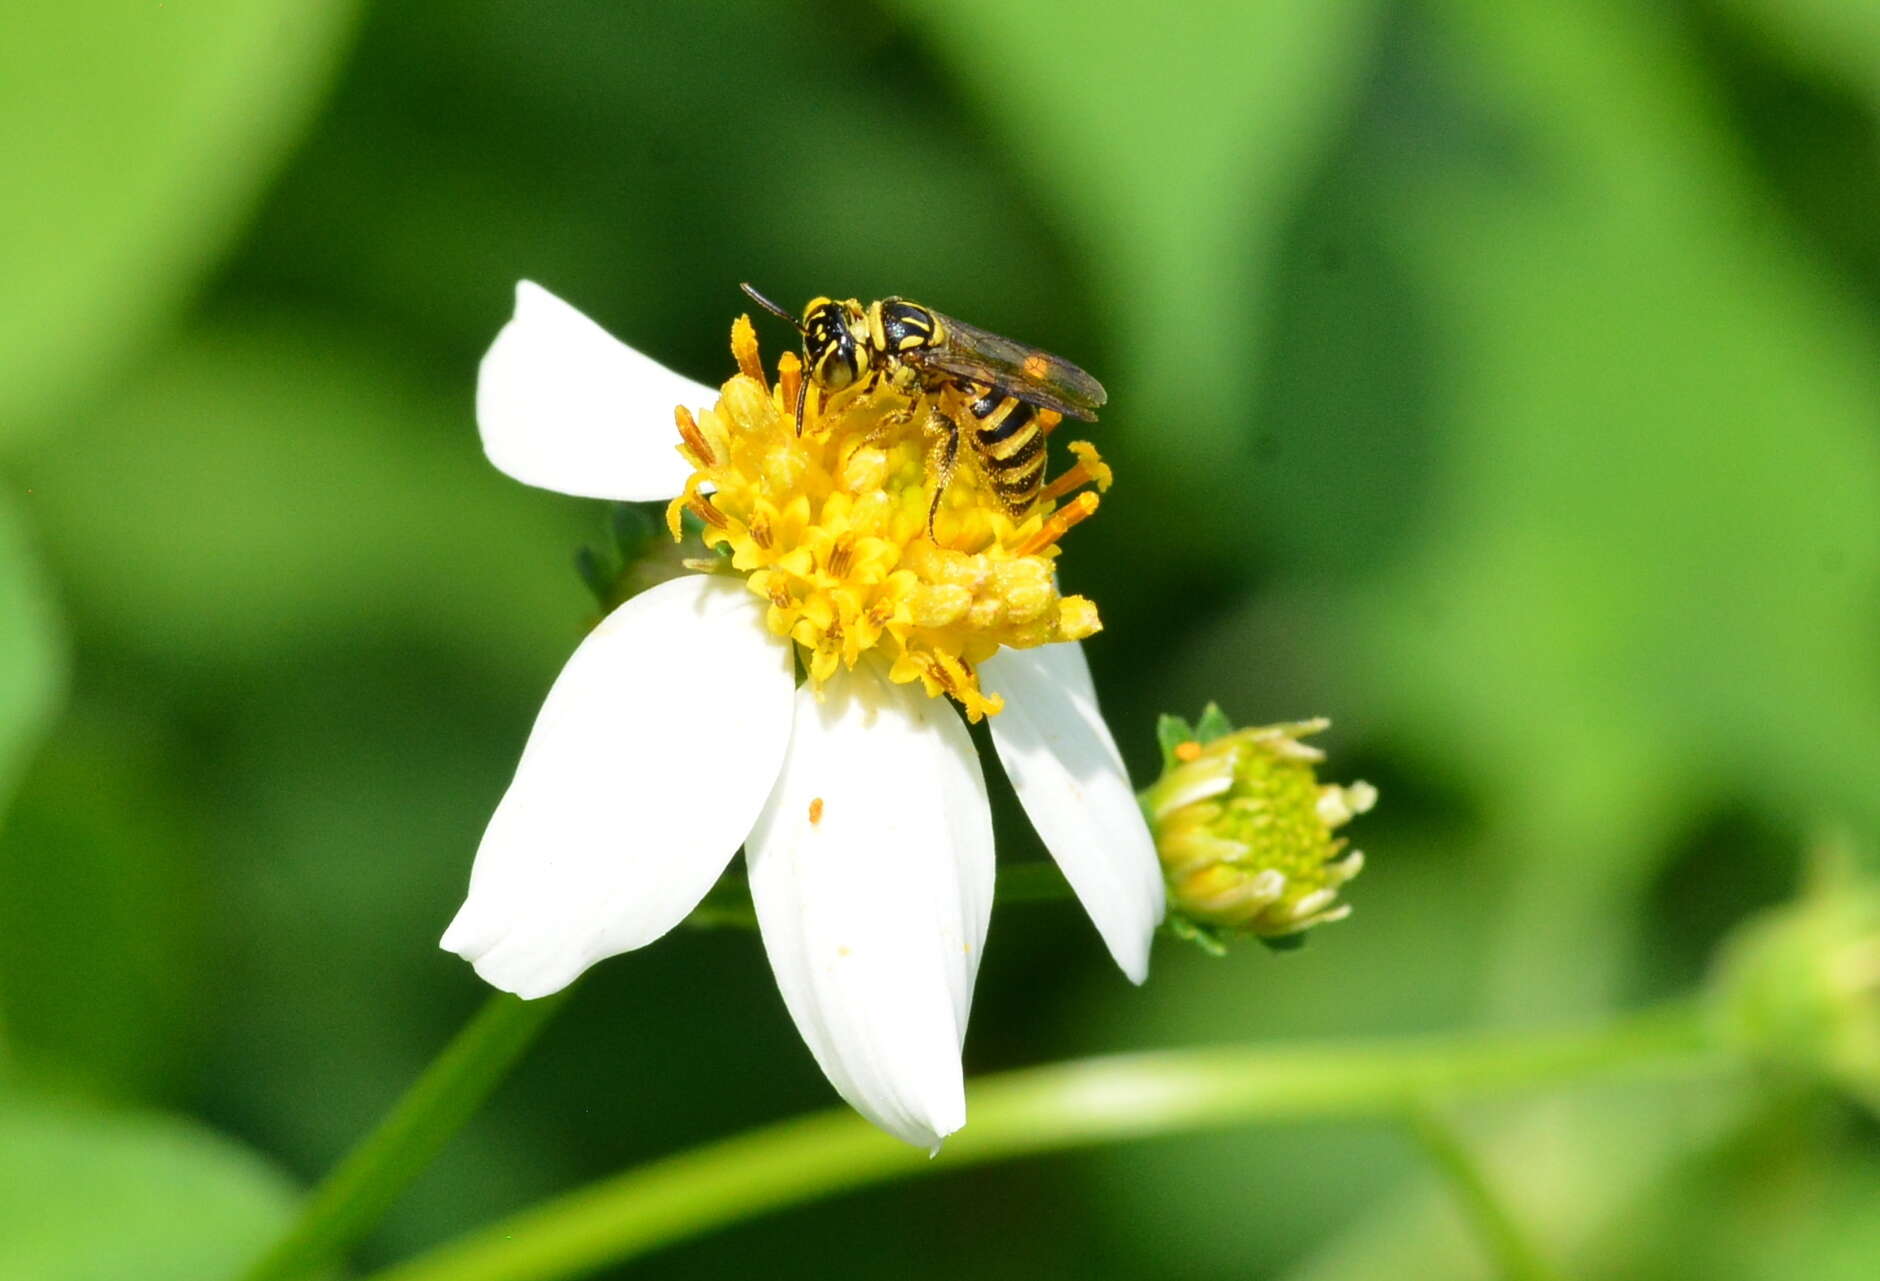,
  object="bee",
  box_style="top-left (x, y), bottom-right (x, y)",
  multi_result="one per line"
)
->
top-left (740, 284), bottom-right (1106, 529)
